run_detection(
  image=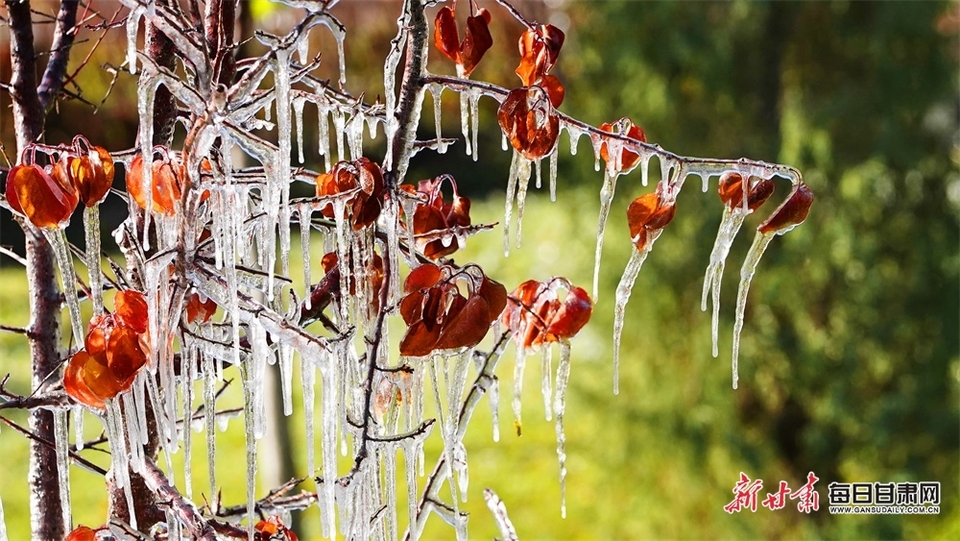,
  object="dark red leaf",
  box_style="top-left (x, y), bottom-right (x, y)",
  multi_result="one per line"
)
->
top-left (758, 183), bottom-right (814, 234)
